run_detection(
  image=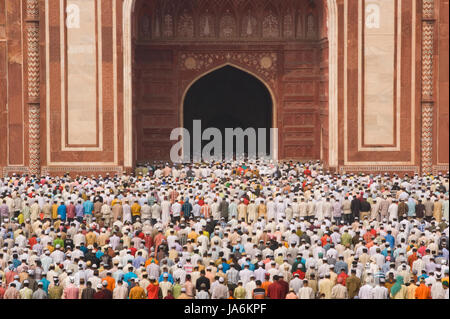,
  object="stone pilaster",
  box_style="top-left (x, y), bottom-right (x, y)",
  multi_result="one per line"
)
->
top-left (421, 0), bottom-right (435, 175)
top-left (26, 0), bottom-right (40, 176)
